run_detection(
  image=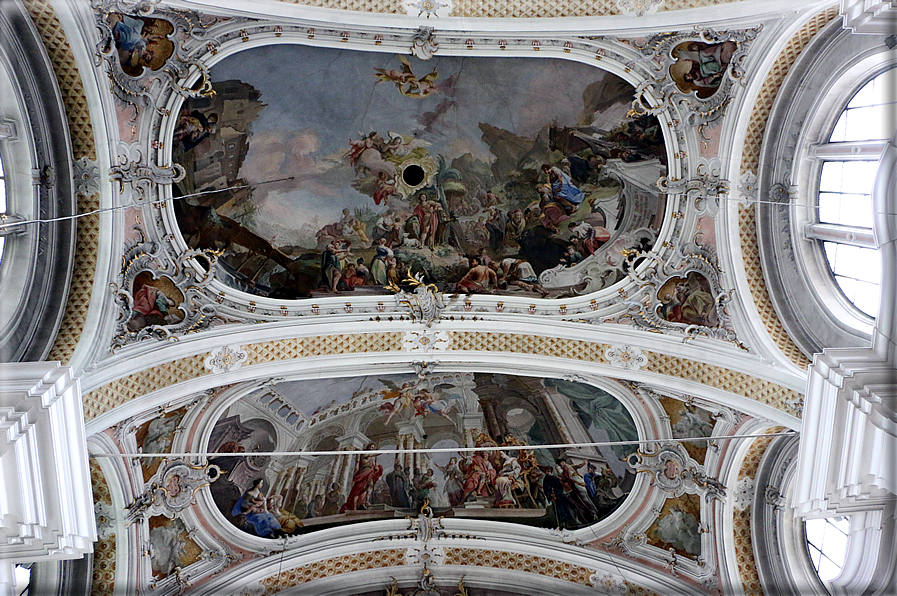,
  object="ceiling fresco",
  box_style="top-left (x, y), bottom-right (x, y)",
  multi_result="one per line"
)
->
top-left (173, 45), bottom-right (668, 300)
top-left (206, 373), bottom-right (638, 538)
